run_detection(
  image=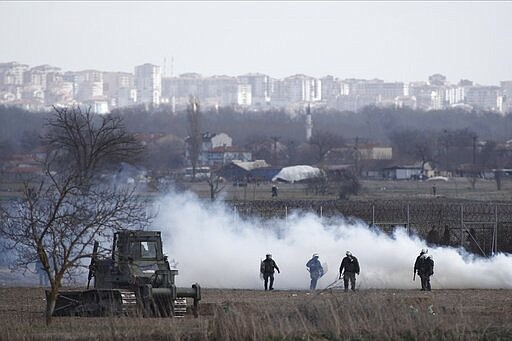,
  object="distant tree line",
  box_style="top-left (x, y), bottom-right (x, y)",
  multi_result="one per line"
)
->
top-left (1, 104), bottom-right (512, 172)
